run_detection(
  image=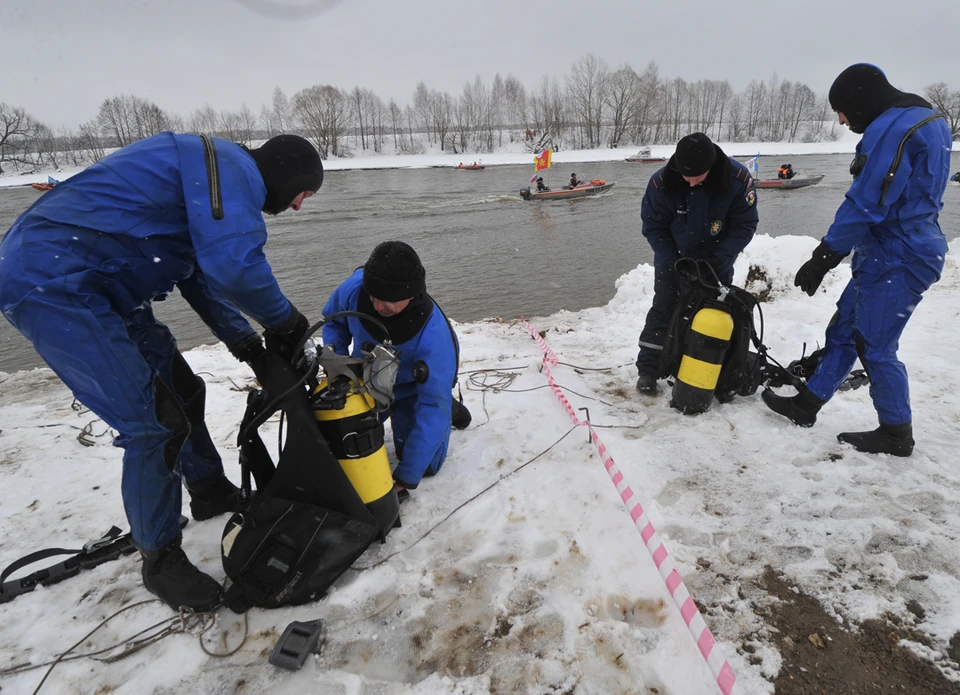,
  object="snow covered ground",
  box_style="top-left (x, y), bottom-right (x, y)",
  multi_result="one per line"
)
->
top-left (1, 235), bottom-right (959, 694)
